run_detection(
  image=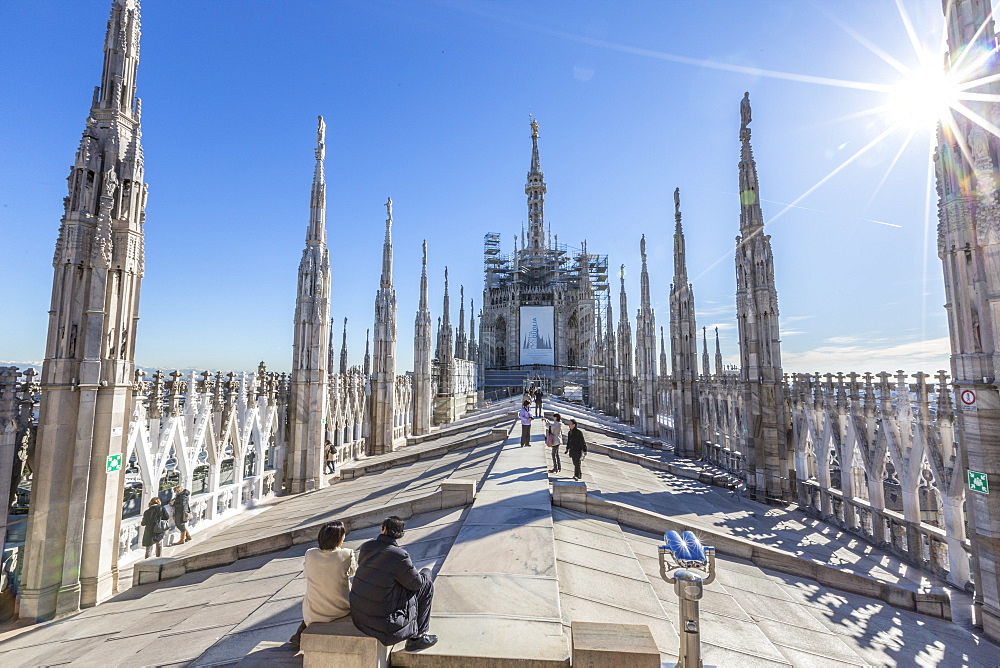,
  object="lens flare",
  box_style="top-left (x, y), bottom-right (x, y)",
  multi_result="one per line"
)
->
top-left (886, 64), bottom-right (959, 129)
